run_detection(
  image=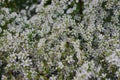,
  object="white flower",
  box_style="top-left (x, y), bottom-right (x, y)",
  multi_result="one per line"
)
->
top-left (1, 8), bottom-right (9, 14)
top-left (21, 58), bottom-right (32, 67)
top-left (49, 75), bottom-right (57, 80)
top-left (9, 12), bottom-right (17, 18)
top-left (9, 54), bottom-right (17, 63)
top-left (76, 0), bottom-right (79, 3)
top-left (0, 14), bottom-right (4, 19)
top-left (66, 56), bottom-right (74, 64)
top-left (0, 27), bottom-right (2, 33)
top-left (98, 34), bottom-right (104, 39)
top-left (106, 53), bottom-right (120, 67)
top-left (58, 62), bottom-right (64, 69)
top-left (2, 75), bottom-right (7, 80)
top-left (1, 21), bottom-right (5, 26)
top-left (17, 52), bottom-right (28, 60)
top-left (67, 8), bottom-right (73, 14)
top-left (37, 38), bottom-right (46, 48)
